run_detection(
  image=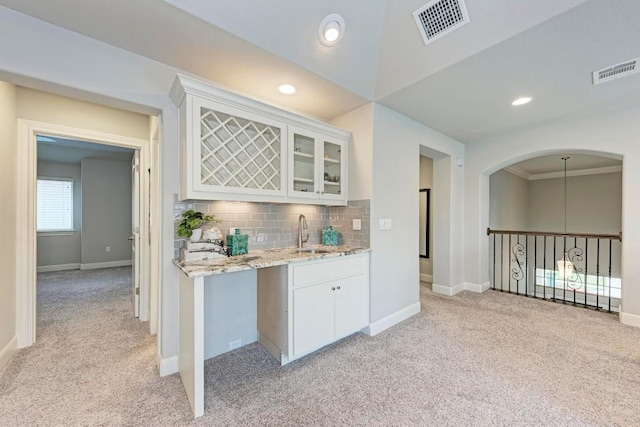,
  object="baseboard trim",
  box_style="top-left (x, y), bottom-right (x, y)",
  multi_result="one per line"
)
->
top-left (37, 263), bottom-right (80, 273)
top-left (0, 336), bottom-right (18, 372)
top-left (80, 260), bottom-right (133, 270)
top-left (420, 273), bottom-right (433, 282)
top-left (432, 283), bottom-right (465, 296)
top-left (620, 311), bottom-right (640, 328)
top-left (158, 355), bottom-right (179, 376)
top-left (364, 302), bottom-right (421, 336)
top-left (464, 281), bottom-right (490, 293)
